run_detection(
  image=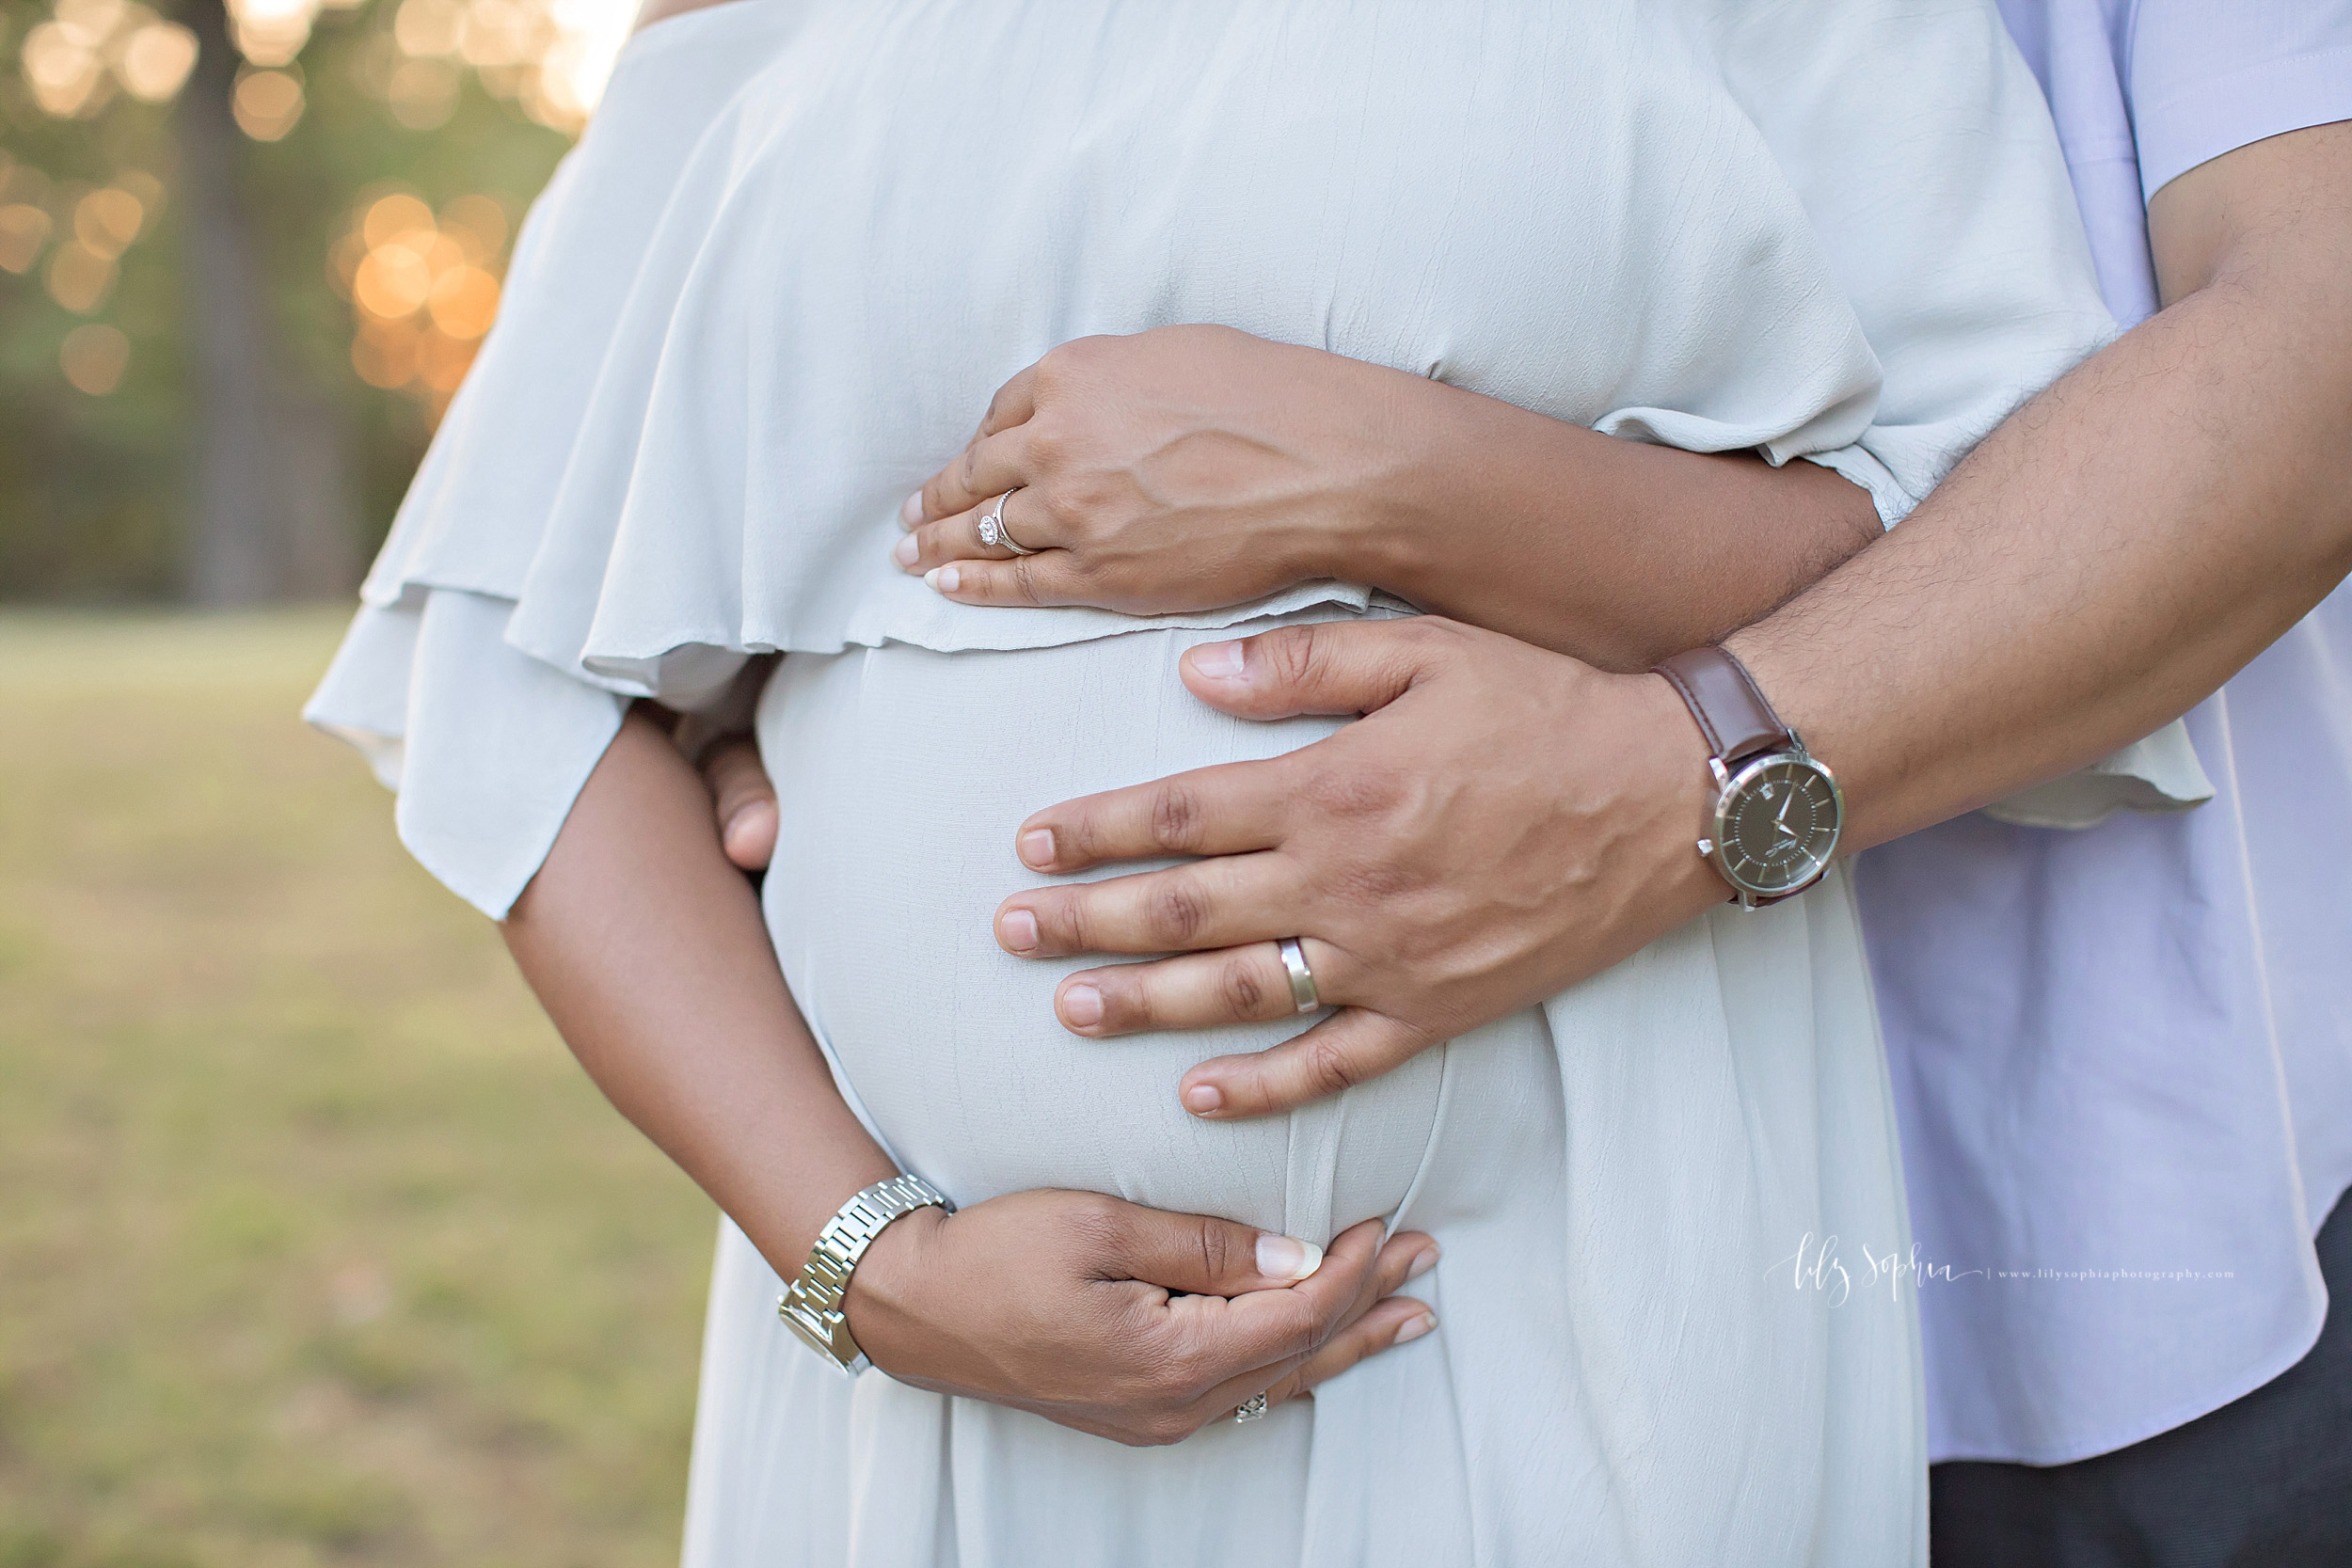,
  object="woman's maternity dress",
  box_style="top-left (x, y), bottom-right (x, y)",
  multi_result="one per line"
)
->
top-left (308, 2), bottom-right (2116, 1562)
